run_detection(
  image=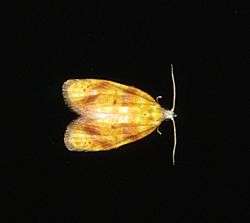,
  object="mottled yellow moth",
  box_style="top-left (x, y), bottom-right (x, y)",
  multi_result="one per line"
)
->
top-left (63, 65), bottom-right (177, 164)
